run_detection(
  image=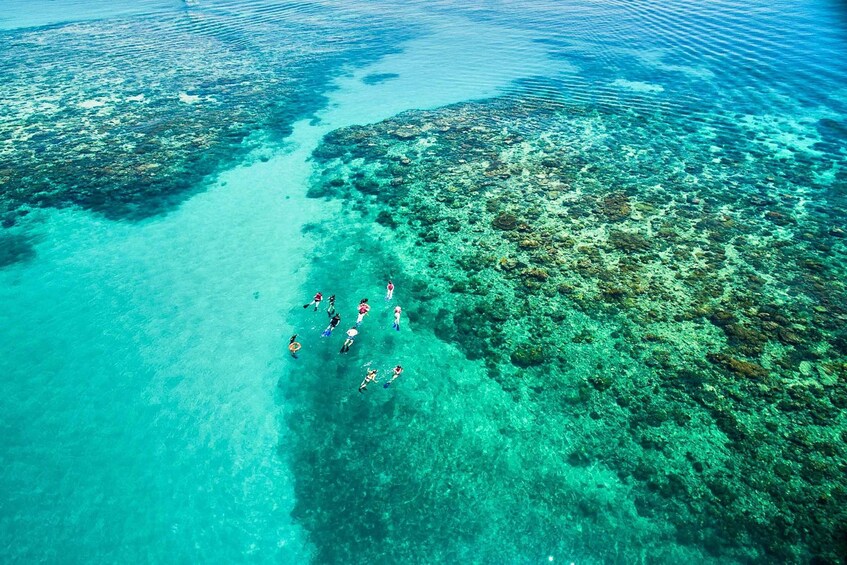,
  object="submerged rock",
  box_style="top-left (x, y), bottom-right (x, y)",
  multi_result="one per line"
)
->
top-left (608, 229), bottom-right (650, 253)
top-left (706, 353), bottom-right (769, 379)
top-left (510, 345), bottom-right (547, 367)
top-left (519, 267), bottom-right (549, 281)
top-left (375, 210), bottom-right (397, 228)
top-left (492, 212), bottom-right (518, 230)
top-left (0, 233), bottom-right (36, 268)
top-left (600, 192), bottom-right (631, 221)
